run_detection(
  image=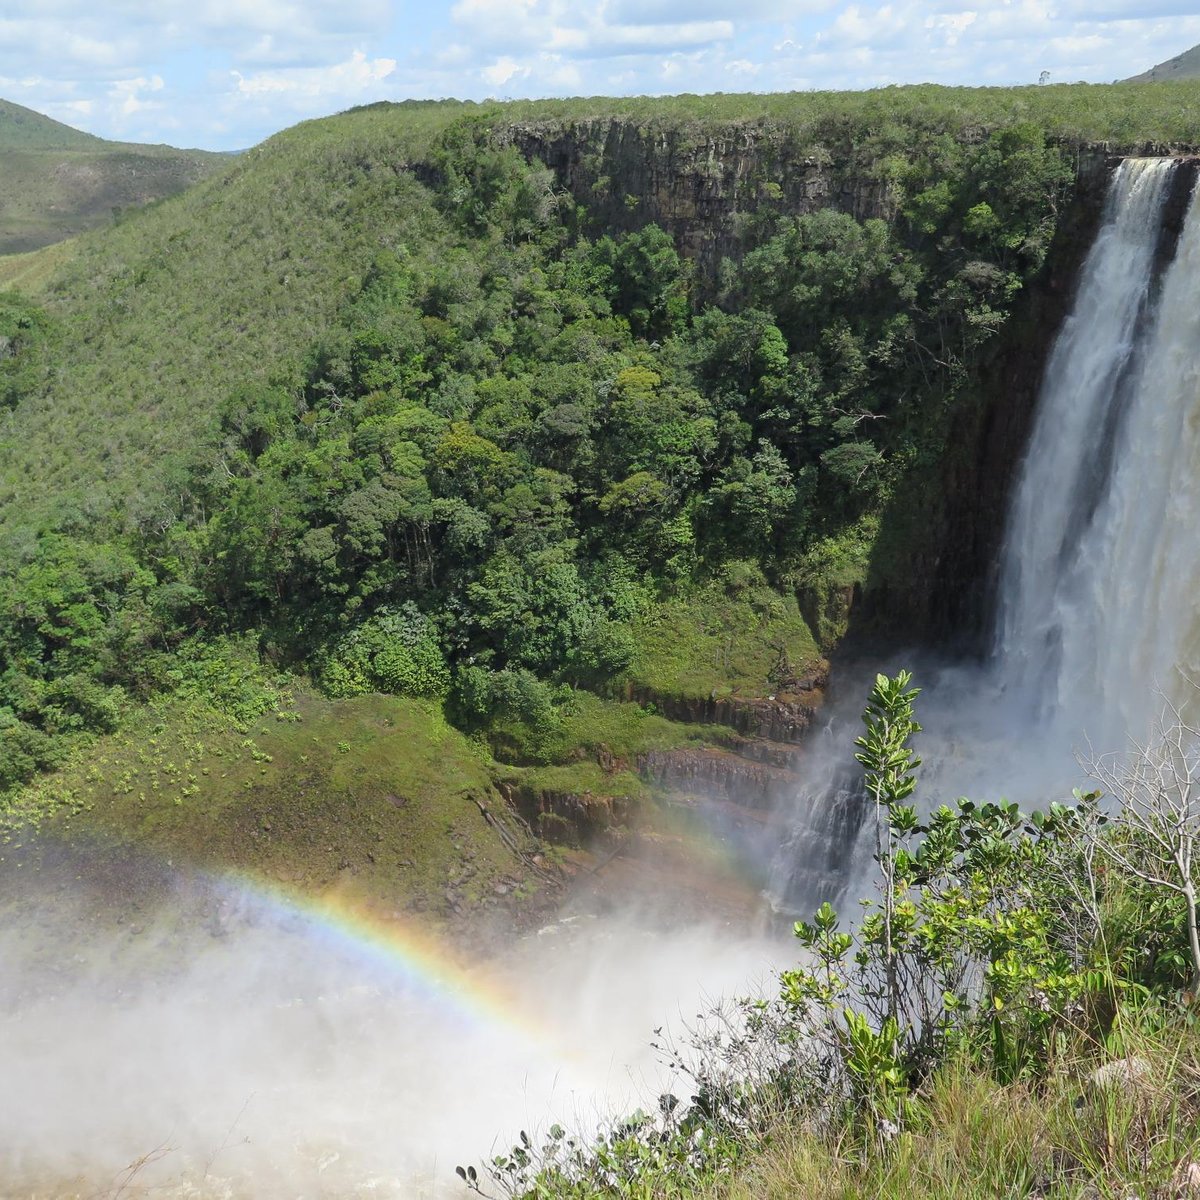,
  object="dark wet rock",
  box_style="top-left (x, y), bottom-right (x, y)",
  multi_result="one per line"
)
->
top-left (627, 687), bottom-right (822, 744)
